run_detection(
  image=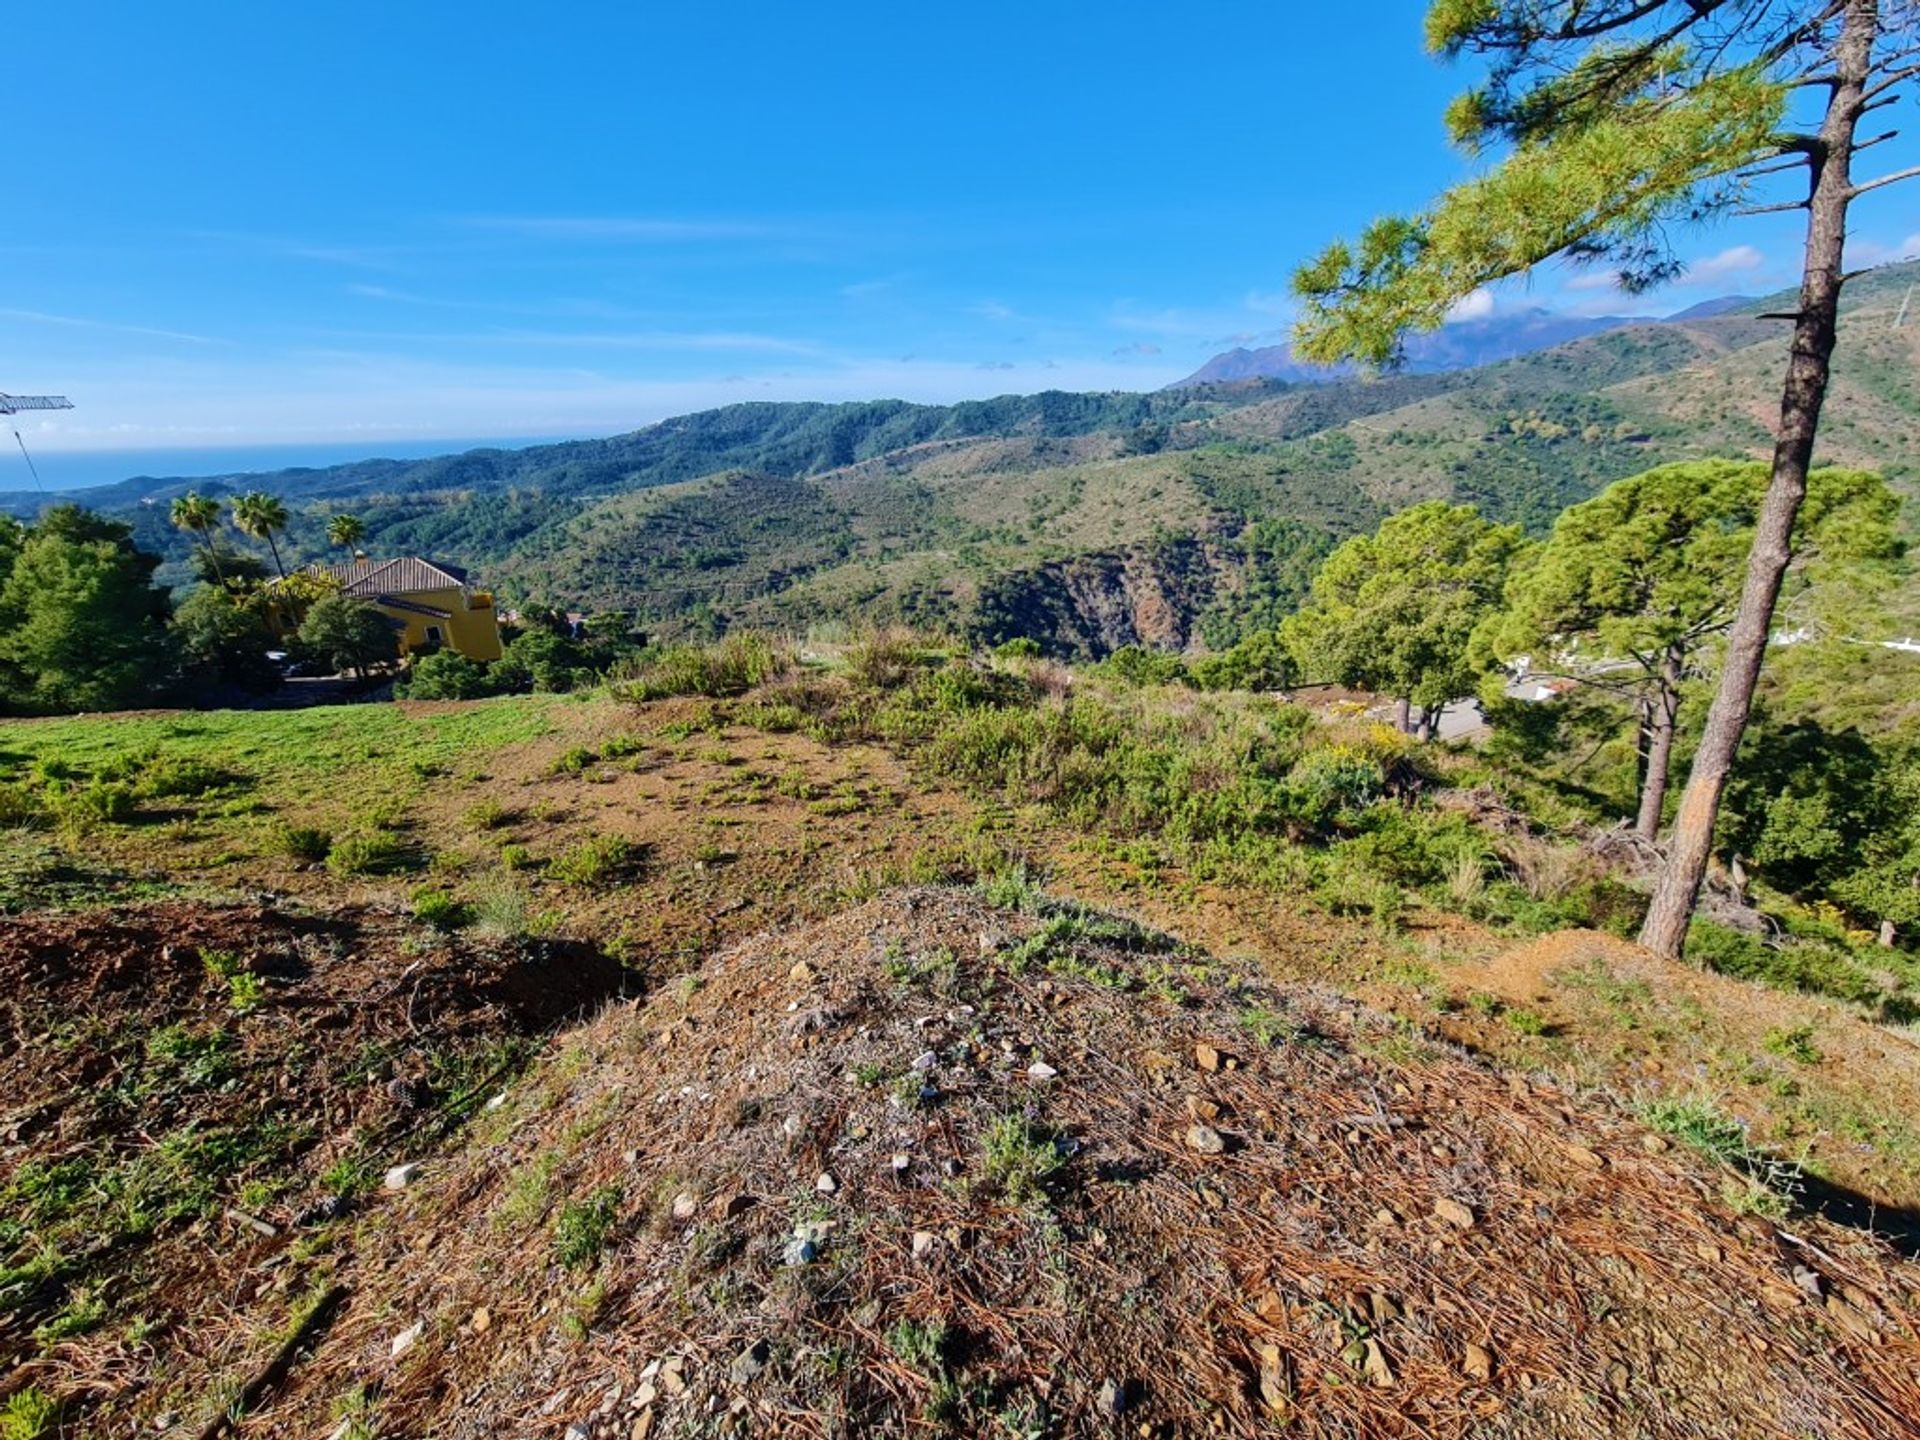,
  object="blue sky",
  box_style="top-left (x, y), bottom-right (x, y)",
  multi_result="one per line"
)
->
top-left (4, 0), bottom-right (1917, 472)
